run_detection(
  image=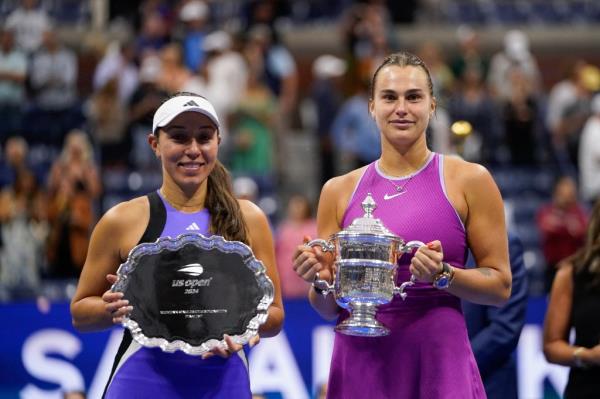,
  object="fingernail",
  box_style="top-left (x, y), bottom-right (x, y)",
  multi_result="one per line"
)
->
top-left (427, 242), bottom-right (435, 248)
